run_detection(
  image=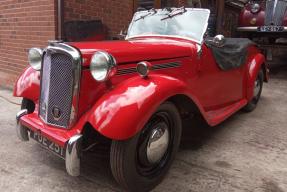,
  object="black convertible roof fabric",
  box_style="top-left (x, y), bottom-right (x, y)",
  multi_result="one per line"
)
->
top-left (205, 38), bottom-right (256, 71)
